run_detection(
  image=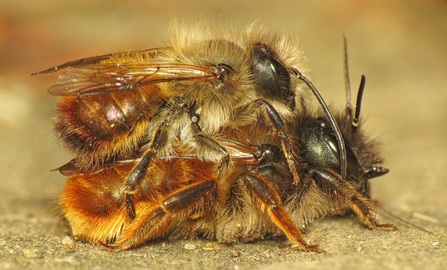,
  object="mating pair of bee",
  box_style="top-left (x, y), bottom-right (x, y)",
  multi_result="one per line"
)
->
top-left (35, 22), bottom-right (396, 253)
